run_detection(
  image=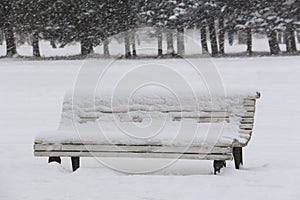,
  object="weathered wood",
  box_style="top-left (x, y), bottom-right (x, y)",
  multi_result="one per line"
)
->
top-left (240, 118), bottom-right (254, 123)
top-left (35, 151), bottom-right (232, 160)
top-left (173, 117), bottom-right (229, 123)
top-left (239, 124), bottom-right (253, 129)
top-left (239, 111), bottom-right (255, 118)
top-left (80, 111), bottom-right (231, 123)
top-left (238, 129), bottom-right (252, 134)
top-left (35, 144), bottom-right (232, 154)
top-left (80, 117), bottom-right (99, 123)
top-left (78, 109), bottom-right (229, 115)
top-left (244, 106), bottom-right (255, 112)
top-left (243, 99), bottom-right (256, 106)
